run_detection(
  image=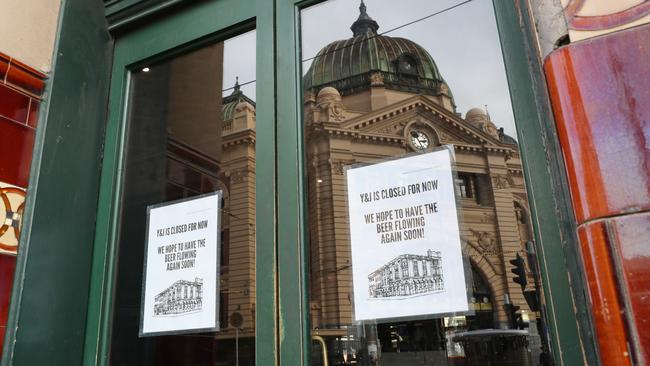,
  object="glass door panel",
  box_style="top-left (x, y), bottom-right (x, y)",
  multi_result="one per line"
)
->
top-left (299, 1), bottom-right (552, 365)
top-left (109, 30), bottom-right (258, 365)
